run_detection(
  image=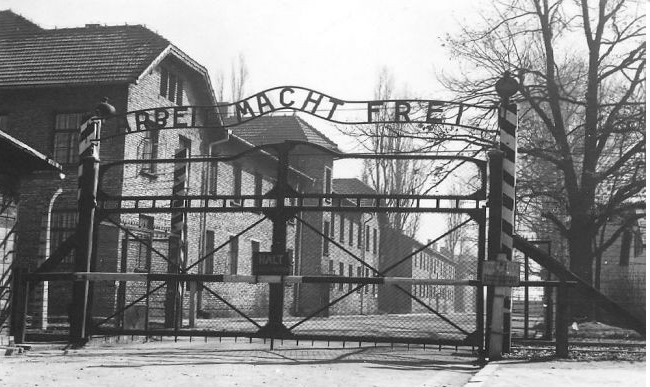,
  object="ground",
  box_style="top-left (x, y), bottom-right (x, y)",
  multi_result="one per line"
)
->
top-left (0, 337), bottom-right (480, 387)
